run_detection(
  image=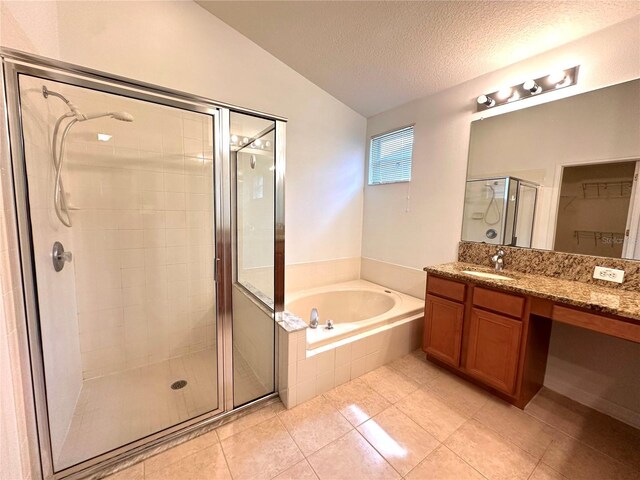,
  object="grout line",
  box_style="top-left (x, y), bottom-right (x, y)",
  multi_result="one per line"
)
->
top-left (443, 444), bottom-right (491, 480)
top-left (217, 434), bottom-right (234, 480)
